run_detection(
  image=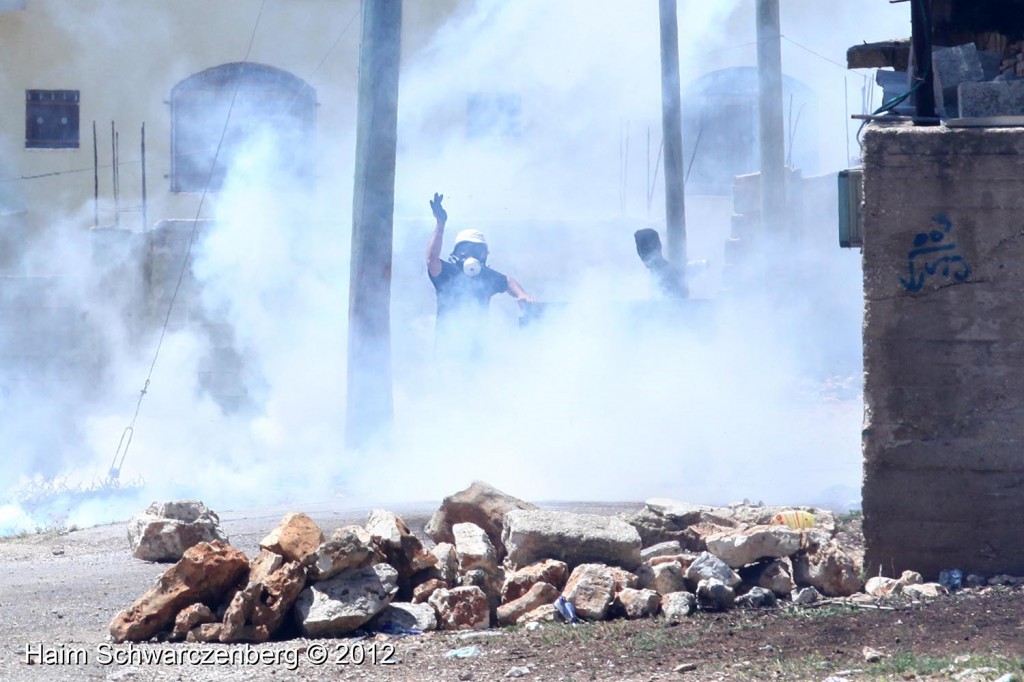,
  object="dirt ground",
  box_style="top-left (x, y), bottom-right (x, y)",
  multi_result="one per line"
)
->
top-left (1, 502), bottom-right (1022, 682)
